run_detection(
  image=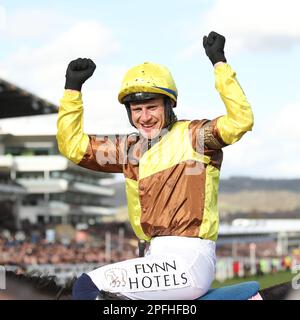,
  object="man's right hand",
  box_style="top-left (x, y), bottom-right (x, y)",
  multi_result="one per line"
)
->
top-left (65, 58), bottom-right (96, 91)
